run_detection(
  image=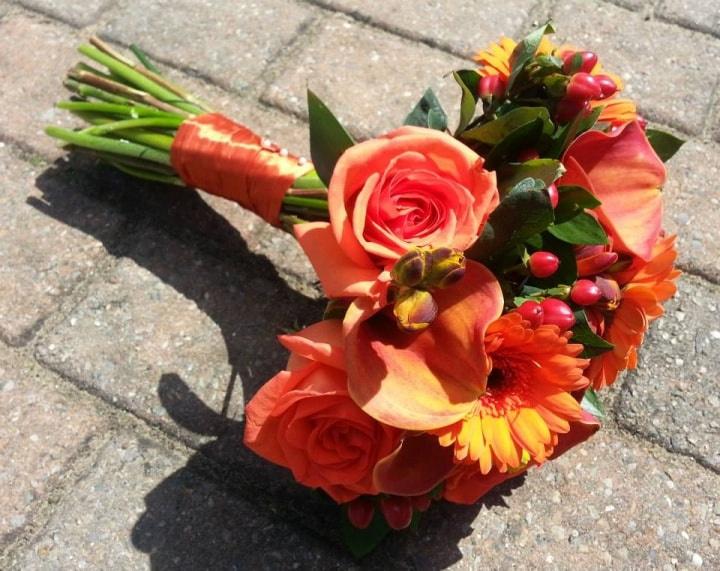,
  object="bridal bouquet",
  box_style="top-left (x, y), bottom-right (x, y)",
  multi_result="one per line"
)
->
top-left (47, 24), bottom-right (683, 556)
